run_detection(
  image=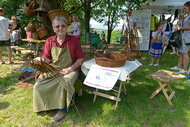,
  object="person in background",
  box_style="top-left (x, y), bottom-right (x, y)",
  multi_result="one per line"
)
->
top-left (148, 22), bottom-right (164, 66)
top-left (67, 16), bottom-right (73, 35)
top-left (171, 1), bottom-right (190, 74)
top-left (71, 16), bottom-right (81, 41)
top-left (162, 17), bottom-right (174, 53)
top-left (0, 8), bottom-right (13, 64)
top-left (121, 8), bottom-right (137, 35)
top-left (10, 16), bottom-right (22, 46)
top-left (121, 8), bottom-right (137, 52)
top-left (32, 16), bottom-right (84, 123)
